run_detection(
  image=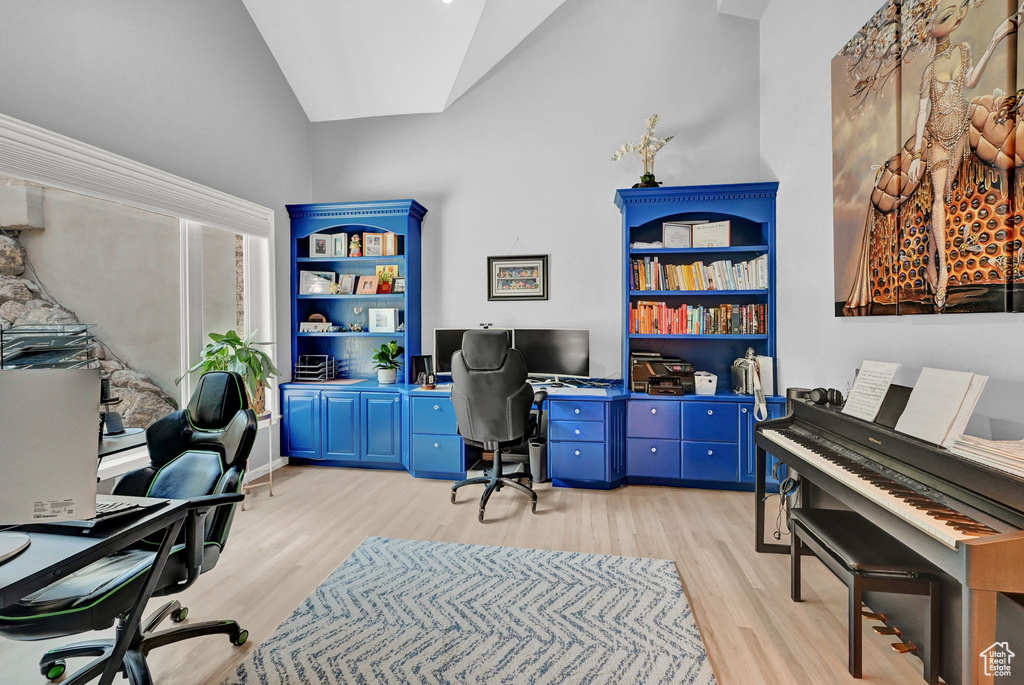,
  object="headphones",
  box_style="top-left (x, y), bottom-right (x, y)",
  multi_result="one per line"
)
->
top-left (808, 387), bottom-right (844, 406)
